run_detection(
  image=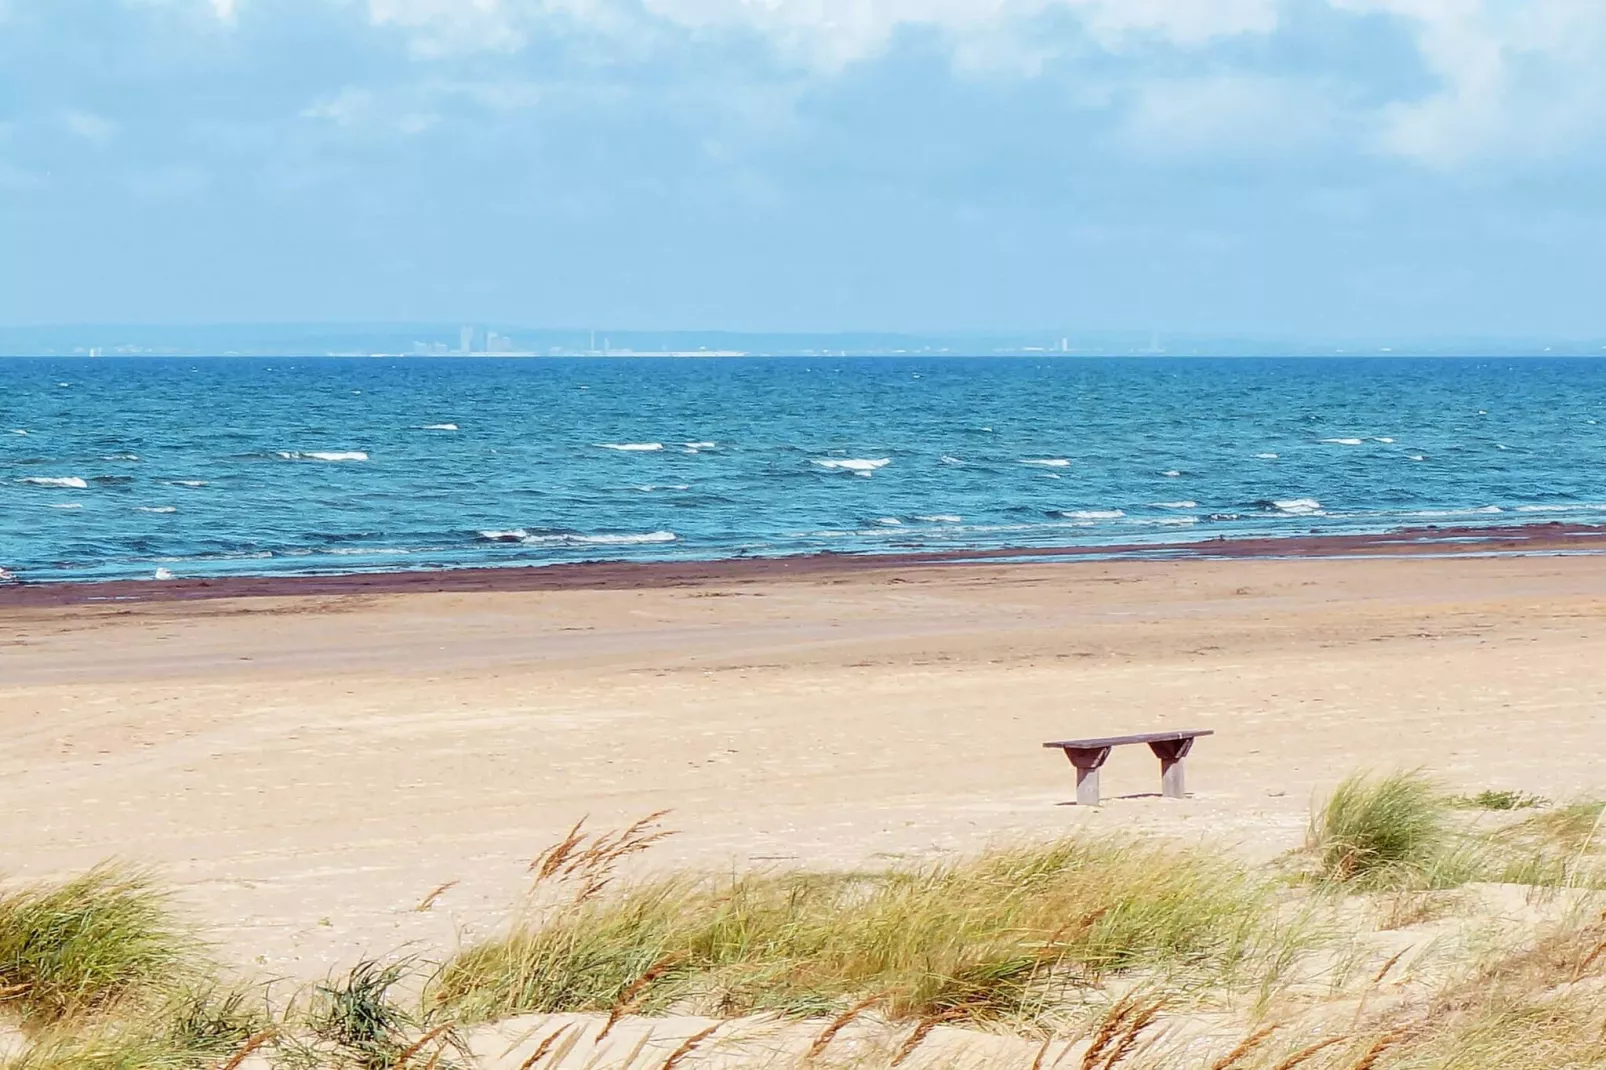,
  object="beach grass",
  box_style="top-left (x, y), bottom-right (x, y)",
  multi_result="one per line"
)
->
top-left (6, 784), bottom-right (1606, 1069)
top-left (0, 864), bottom-right (199, 1029)
top-left (428, 820), bottom-right (1285, 1028)
top-left (1308, 770), bottom-right (1457, 889)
